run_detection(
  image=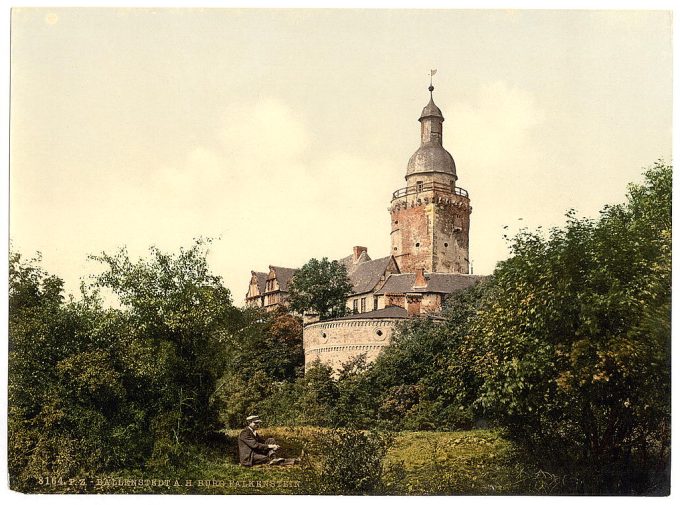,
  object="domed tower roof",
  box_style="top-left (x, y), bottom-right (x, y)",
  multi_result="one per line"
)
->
top-left (406, 144), bottom-right (456, 177)
top-left (420, 94), bottom-right (443, 120)
top-left (406, 85), bottom-right (457, 179)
